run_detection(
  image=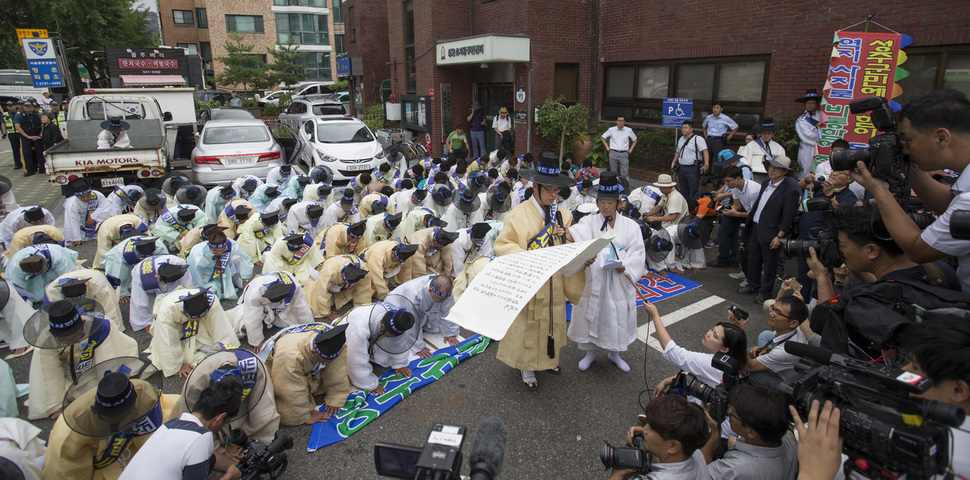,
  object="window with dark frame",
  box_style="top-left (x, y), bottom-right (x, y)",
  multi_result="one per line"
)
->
top-left (173, 10), bottom-right (193, 24)
top-left (403, 0), bottom-right (416, 94)
top-left (196, 8), bottom-right (208, 28)
top-left (226, 15), bottom-right (264, 33)
top-left (601, 55), bottom-right (770, 126)
top-left (334, 34), bottom-right (346, 54)
top-left (332, 0), bottom-right (344, 23)
top-left (554, 63), bottom-right (580, 104)
top-left (199, 42), bottom-right (212, 62)
top-left (896, 44), bottom-right (970, 105)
